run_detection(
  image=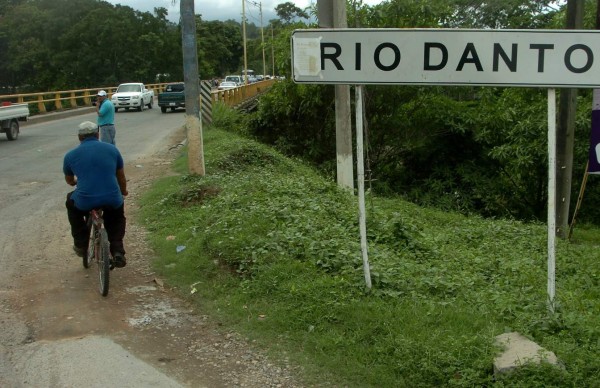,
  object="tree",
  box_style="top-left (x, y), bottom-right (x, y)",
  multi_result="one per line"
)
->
top-left (197, 19), bottom-right (242, 77)
top-left (0, 3), bottom-right (53, 90)
top-left (0, 0), bottom-right (23, 16)
top-left (0, 0), bottom-right (182, 90)
top-left (275, 2), bottom-right (308, 24)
